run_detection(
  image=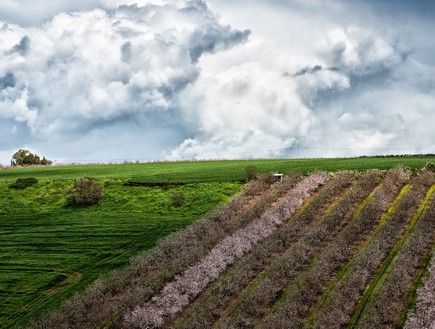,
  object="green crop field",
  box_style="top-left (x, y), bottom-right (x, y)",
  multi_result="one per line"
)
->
top-left (2, 155), bottom-right (435, 182)
top-left (0, 175), bottom-right (241, 328)
top-left (1, 155), bottom-right (434, 328)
